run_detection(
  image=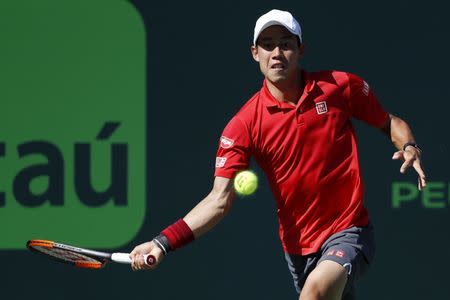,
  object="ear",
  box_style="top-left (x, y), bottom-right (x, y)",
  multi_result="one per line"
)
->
top-left (298, 43), bottom-right (305, 58)
top-left (251, 45), bottom-right (260, 62)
